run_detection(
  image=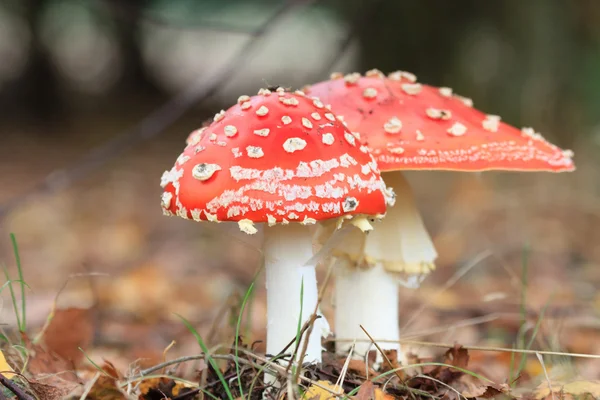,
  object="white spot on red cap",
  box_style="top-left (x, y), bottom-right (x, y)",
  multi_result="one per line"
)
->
top-left (161, 192), bottom-right (173, 209)
top-left (241, 101), bottom-right (251, 110)
top-left (246, 146), bottom-right (264, 158)
top-left (384, 117), bottom-right (402, 134)
top-left (213, 110), bottom-right (226, 122)
top-left (313, 99), bottom-right (324, 108)
top-left (439, 87), bottom-right (453, 97)
top-left (342, 197), bottom-right (359, 212)
top-left (330, 72), bottom-right (344, 79)
top-left (365, 69), bottom-right (384, 78)
top-left (192, 163), bottom-right (222, 181)
top-left (344, 73), bottom-right (361, 85)
top-left (256, 106), bottom-right (269, 116)
top-left (232, 147), bottom-right (242, 158)
top-left (280, 97), bottom-right (300, 106)
top-left (311, 112), bottom-right (321, 121)
top-left (401, 83), bottom-right (422, 95)
top-left (416, 130), bottom-right (425, 141)
top-left (281, 115), bottom-right (292, 125)
top-left (344, 132), bottom-right (356, 146)
top-left (363, 88), bottom-right (378, 99)
top-left (388, 145), bottom-right (405, 154)
top-left (455, 94), bottom-right (473, 107)
top-left (482, 115), bottom-right (501, 132)
top-left (283, 137), bottom-right (307, 153)
top-left (224, 125), bottom-right (238, 137)
top-left (237, 95), bottom-right (250, 104)
top-left (447, 122), bottom-right (467, 136)
top-left (253, 128), bottom-right (270, 137)
top-left (389, 71), bottom-right (417, 82)
top-left (302, 118), bottom-right (313, 129)
top-left (257, 88), bottom-right (271, 96)
top-left (324, 113), bottom-right (335, 122)
top-left (322, 133), bottom-right (335, 145)
top-left (426, 108), bottom-right (452, 120)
